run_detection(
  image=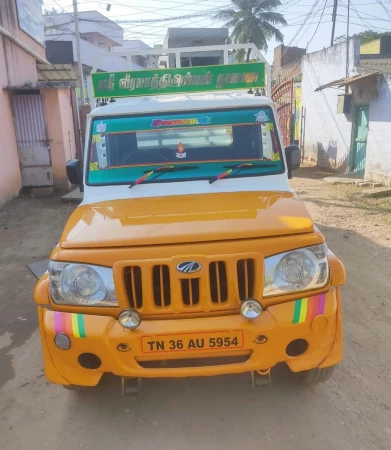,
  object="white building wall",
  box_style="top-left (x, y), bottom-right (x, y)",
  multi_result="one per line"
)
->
top-left (301, 39), bottom-right (360, 170)
top-left (365, 75), bottom-right (391, 186)
top-left (45, 33), bottom-right (139, 72)
top-left (44, 11), bottom-right (123, 43)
